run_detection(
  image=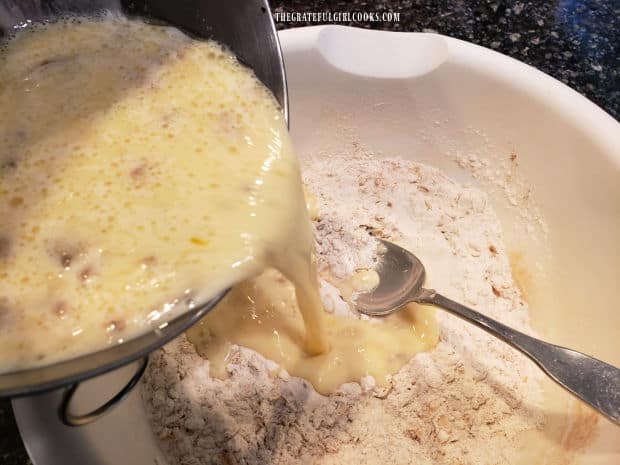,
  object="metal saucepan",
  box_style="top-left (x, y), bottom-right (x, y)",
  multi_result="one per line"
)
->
top-left (0, 0), bottom-right (288, 425)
